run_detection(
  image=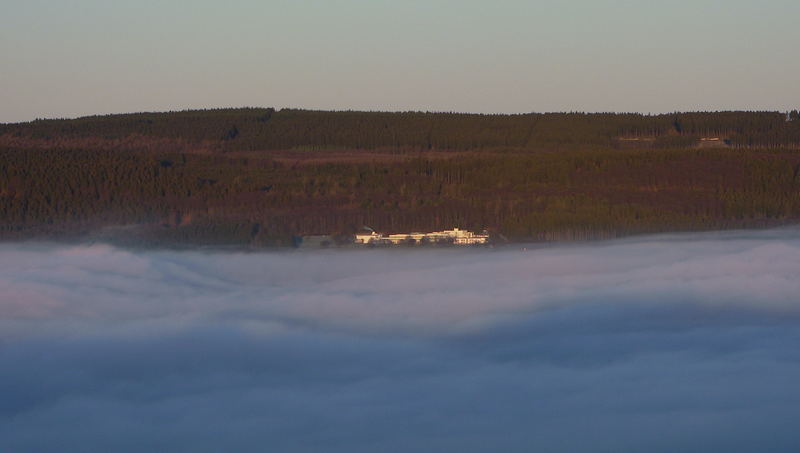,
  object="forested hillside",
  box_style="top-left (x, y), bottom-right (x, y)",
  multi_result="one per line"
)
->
top-left (2, 108), bottom-right (800, 246)
top-left (3, 108), bottom-right (800, 151)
